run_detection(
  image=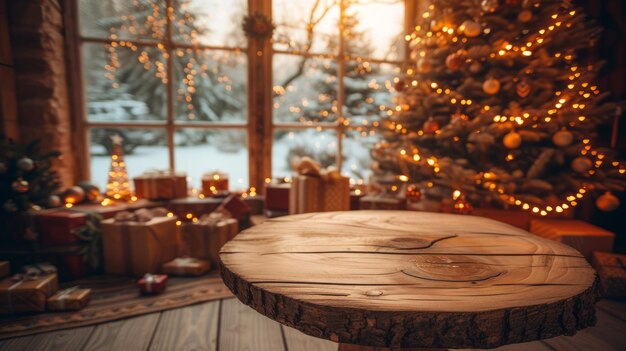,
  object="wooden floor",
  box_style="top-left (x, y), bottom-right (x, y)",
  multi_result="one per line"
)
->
top-left (0, 298), bottom-right (624, 351)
